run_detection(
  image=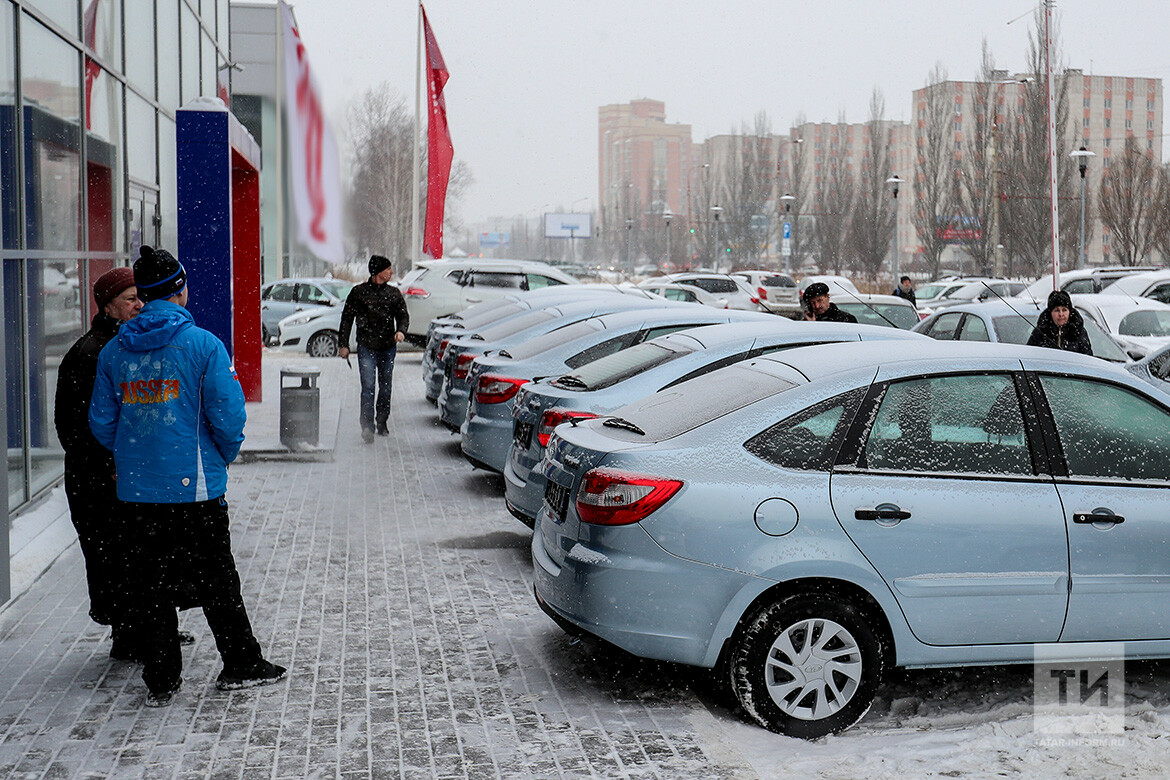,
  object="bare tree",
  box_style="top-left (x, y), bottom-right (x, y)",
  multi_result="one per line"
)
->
top-left (914, 64), bottom-right (957, 280)
top-left (722, 112), bottom-right (776, 269)
top-left (1098, 136), bottom-right (1162, 265)
top-left (788, 114), bottom-right (812, 272)
top-left (956, 45), bottom-right (1005, 276)
top-left (849, 90), bottom-right (896, 281)
top-left (813, 113), bottom-right (856, 276)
